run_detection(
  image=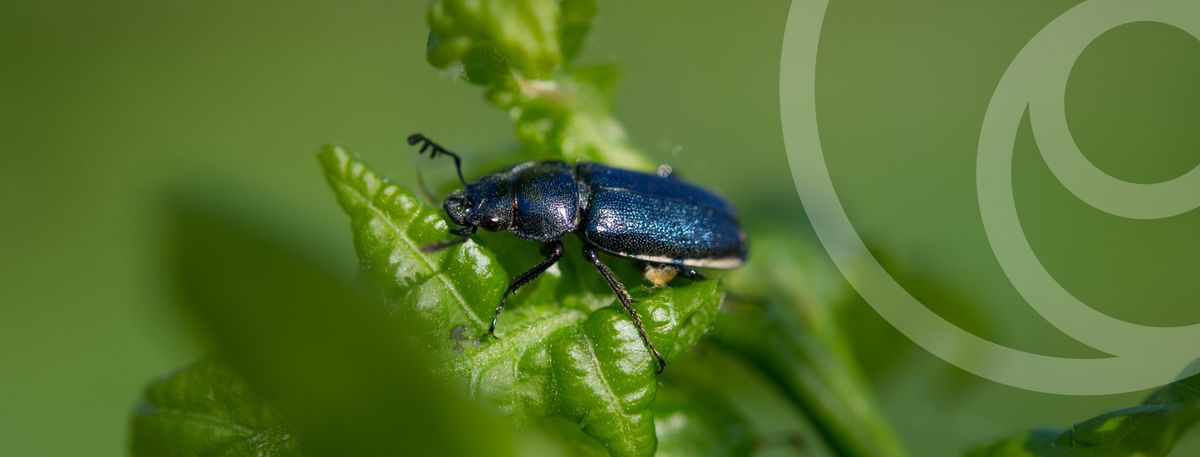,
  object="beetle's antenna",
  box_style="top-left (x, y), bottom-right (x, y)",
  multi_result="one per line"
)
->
top-left (408, 133), bottom-right (468, 187)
